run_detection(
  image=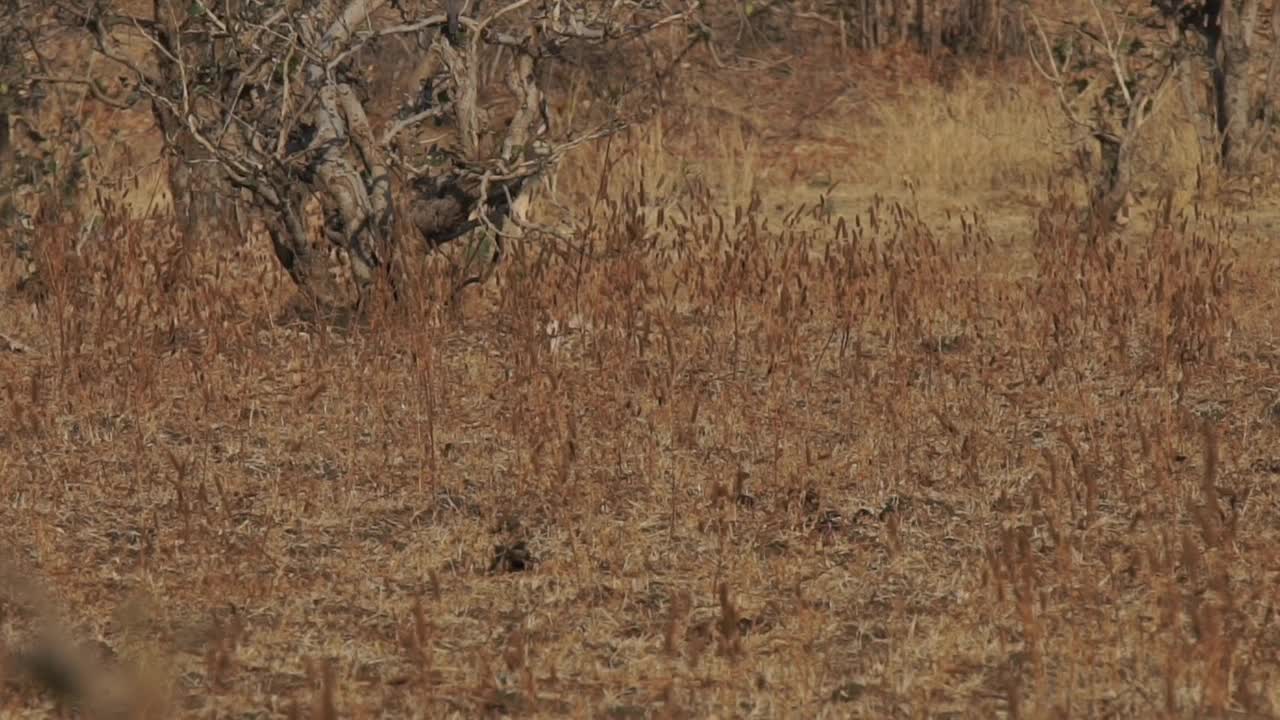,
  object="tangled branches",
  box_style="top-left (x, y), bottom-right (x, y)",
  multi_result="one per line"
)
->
top-left (25, 0), bottom-right (698, 305)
